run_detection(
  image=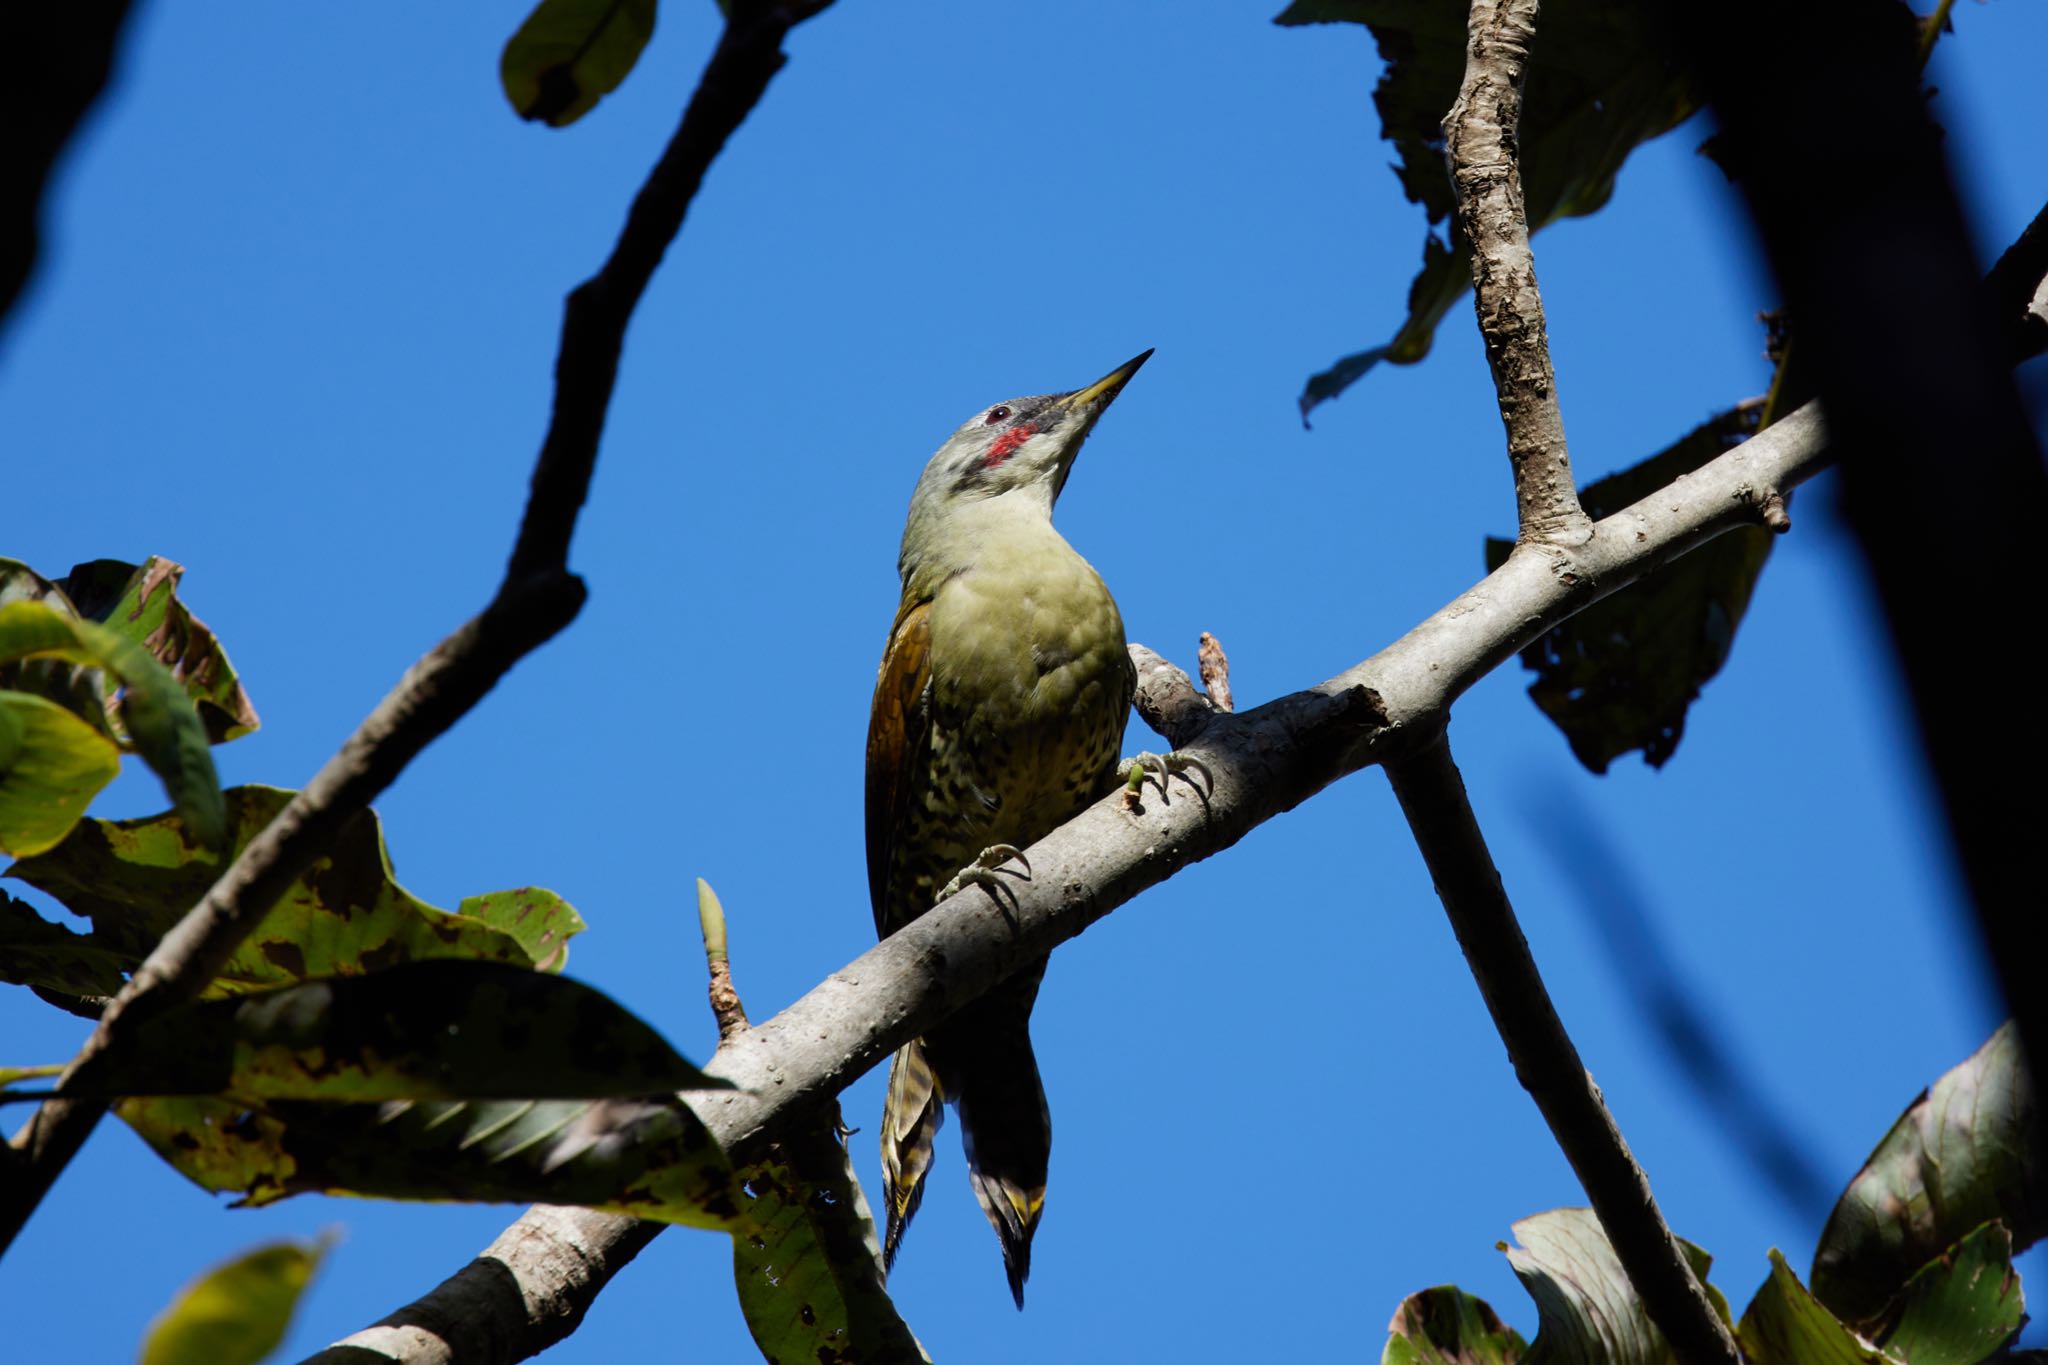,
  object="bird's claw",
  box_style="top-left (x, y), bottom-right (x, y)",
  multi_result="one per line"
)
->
top-left (1118, 750), bottom-right (1212, 806)
top-left (938, 844), bottom-right (1031, 902)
